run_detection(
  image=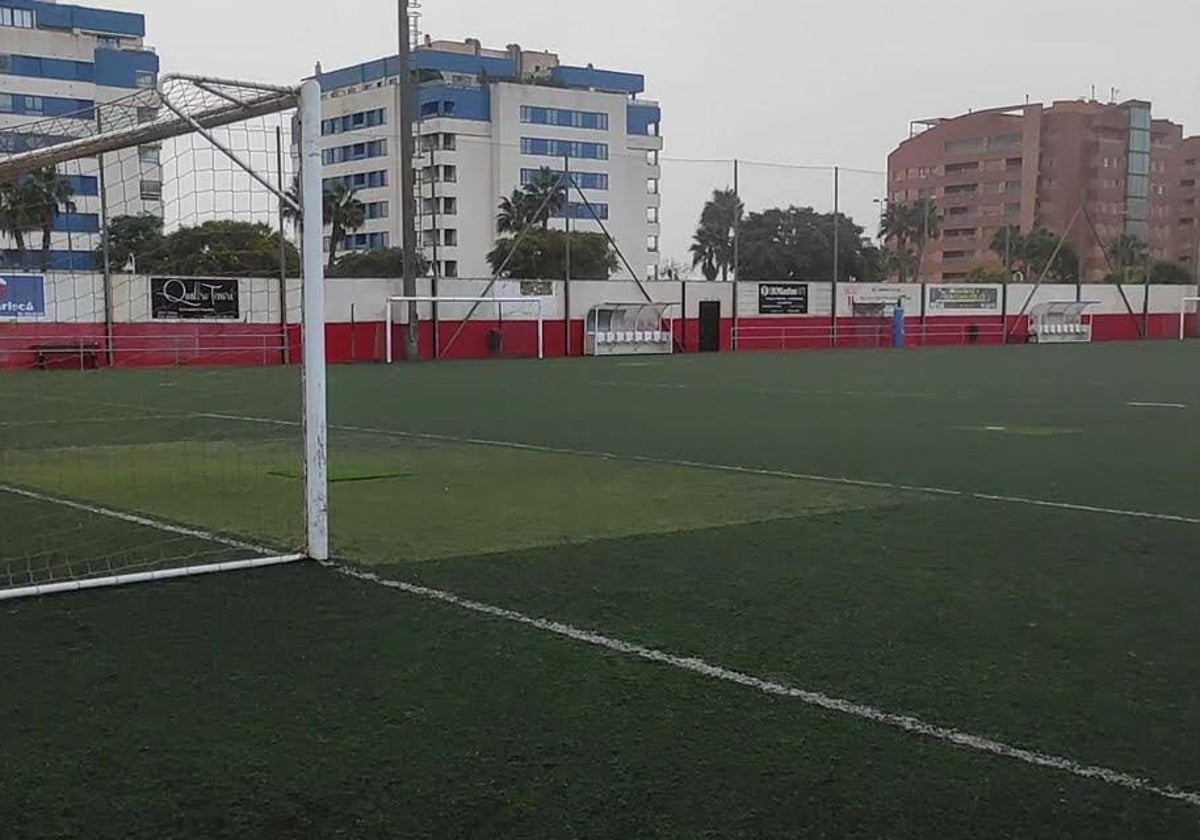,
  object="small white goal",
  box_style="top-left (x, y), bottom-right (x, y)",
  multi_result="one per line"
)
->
top-left (385, 296), bottom-right (545, 363)
top-left (1181, 297), bottom-right (1199, 341)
